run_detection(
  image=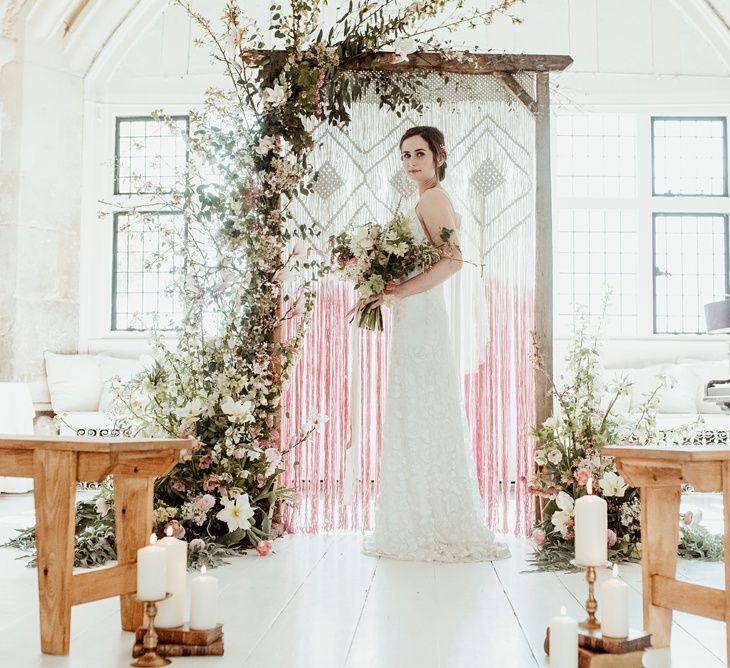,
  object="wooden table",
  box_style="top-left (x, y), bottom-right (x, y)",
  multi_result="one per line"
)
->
top-left (0, 434), bottom-right (191, 655)
top-left (603, 444), bottom-right (730, 659)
